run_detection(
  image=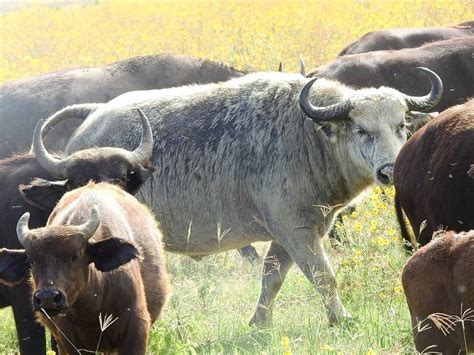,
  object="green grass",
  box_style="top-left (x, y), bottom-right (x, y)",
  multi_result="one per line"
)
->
top-left (0, 188), bottom-right (416, 354)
